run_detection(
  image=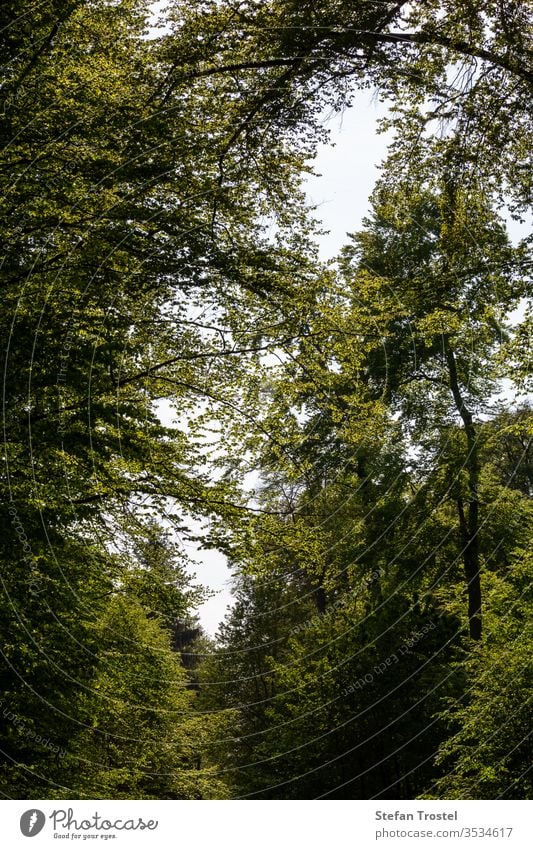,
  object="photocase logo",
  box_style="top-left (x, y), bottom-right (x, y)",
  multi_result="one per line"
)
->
top-left (20, 810), bottom-right (46, 837)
